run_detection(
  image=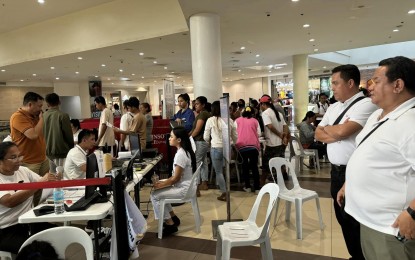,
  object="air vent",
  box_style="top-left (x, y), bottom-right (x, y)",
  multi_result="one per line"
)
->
top-left (123, 48), bottom-right (134, 51)
top-left (156, 64), bottom-right (167, 66)
top-left (231, 51), bottom-right (244, 55)
top-left (229, 60), bottom-right (240, 63)
top-left (143, 57), bottom-right (156, 60)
